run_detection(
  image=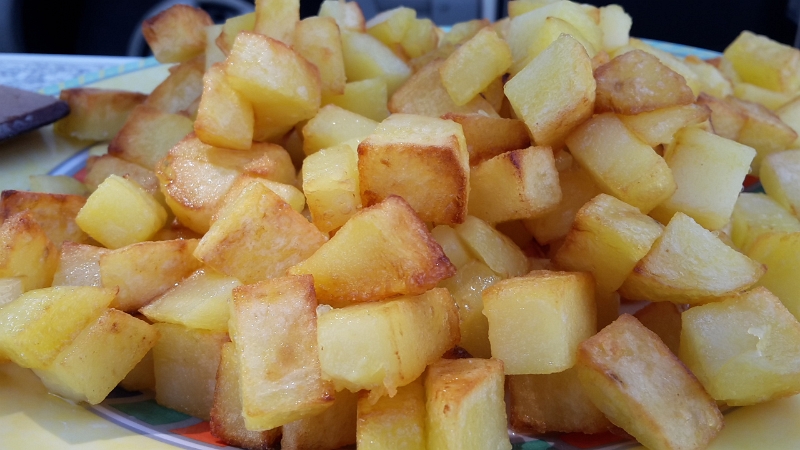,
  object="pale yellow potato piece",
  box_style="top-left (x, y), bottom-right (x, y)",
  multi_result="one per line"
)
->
top-left (142, 4), bottom-right (212, 63)
top-left (0, 213), bottom-right (57, 292)
top-left (302, 140), bottom-right (361, 233)
top-left (194, 63), bottom-right (254, 150)
top-left (747, 232), bottom-right (800, 320)
top-left (730, 192), bottom-right (800, 254)
top-left (52, 242), bottom-right (109, 288)
top-left (776, 96), bottom-right (800, 147)
top-left (294, 16), bottom-right (347, 96)
top-left (322, 78), bottom-right (390, 122)
top-left (356, 378), bottom-right (426, 450)
top-left (430, 225), bottom-right (472, 270)
top-left (53, 88), bottom-right (146, 141)
top-left (253, 0), bottom-right (298, 44)
top-left (454, 215), bottom-right (528, 278)
top-left (302, 104), bottom-right (377, 156)
top-left (108, 104), bottom-right (194, 171)
top-left (145, 56), bottom-right (205, 115)
top-left (1, 190), bottom-right (89, 247)
top-left (632, 301), bottom-right (683, 356)
top-left (440, 113), bottom-right (530, 166)
top-left (598, 4), bottom-right (631, 52)
top-left (760, 149), bottom-right (800, 215)
top-left (723, 30), bottom-right (800, 94)
top-left (439, 27), bottom-right (512, 106)
top-left (281, 388), bottom-right (358, 450)
top-left (618, 103), bottom-right (710, 148)
top-left (399, 17), bottom-right (438, 59)
top-left (319, 0), bottom-right (366, 32)
top-left (734, 82), bottom-right (794, 110)
top-left (366, 6), bottom-right (416, 49)
top-left (215, 12), bottom-right (256, 55)
top-left (83, 154), bottom-right (161, 198)
top-left (341, 30), bottom-right (410, 95)
top-left (684, 55), bottom-right (734, 99)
